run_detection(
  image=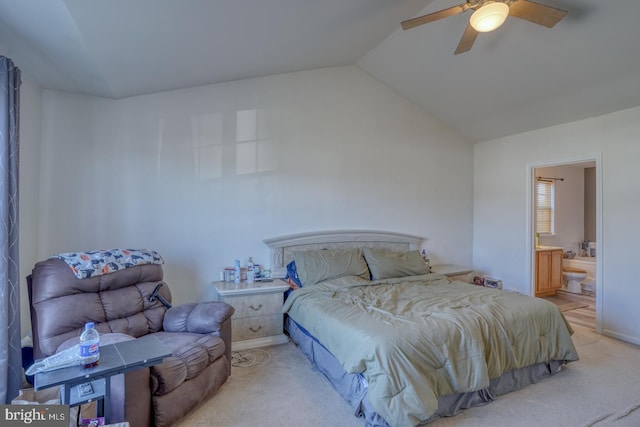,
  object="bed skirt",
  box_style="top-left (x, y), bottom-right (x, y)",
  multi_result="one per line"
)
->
top-left (285, 316), bottom-right (567, 426)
